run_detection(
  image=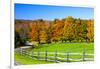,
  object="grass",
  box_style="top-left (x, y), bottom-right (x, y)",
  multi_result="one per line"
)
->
top-left (33, 42), bottom-right (94, 53)
top-left (15, 42), bottom-right (94, 65)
